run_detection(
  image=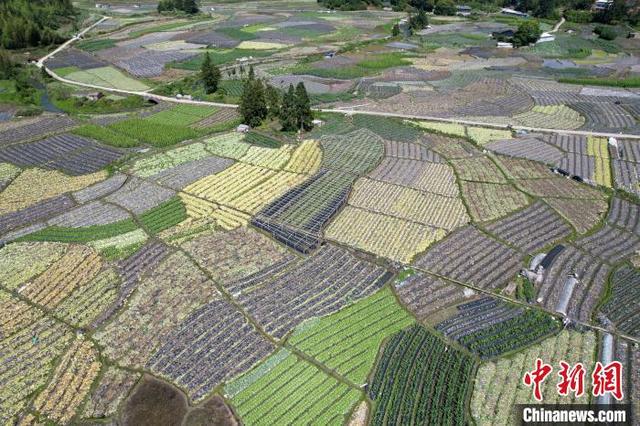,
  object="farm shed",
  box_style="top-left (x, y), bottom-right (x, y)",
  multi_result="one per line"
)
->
top-left (540, 244), bottom-right (564, 269)
top-left (556, 275), bottom-right (578, 316)
top-left (236, 124), bottom-right (250, 133)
